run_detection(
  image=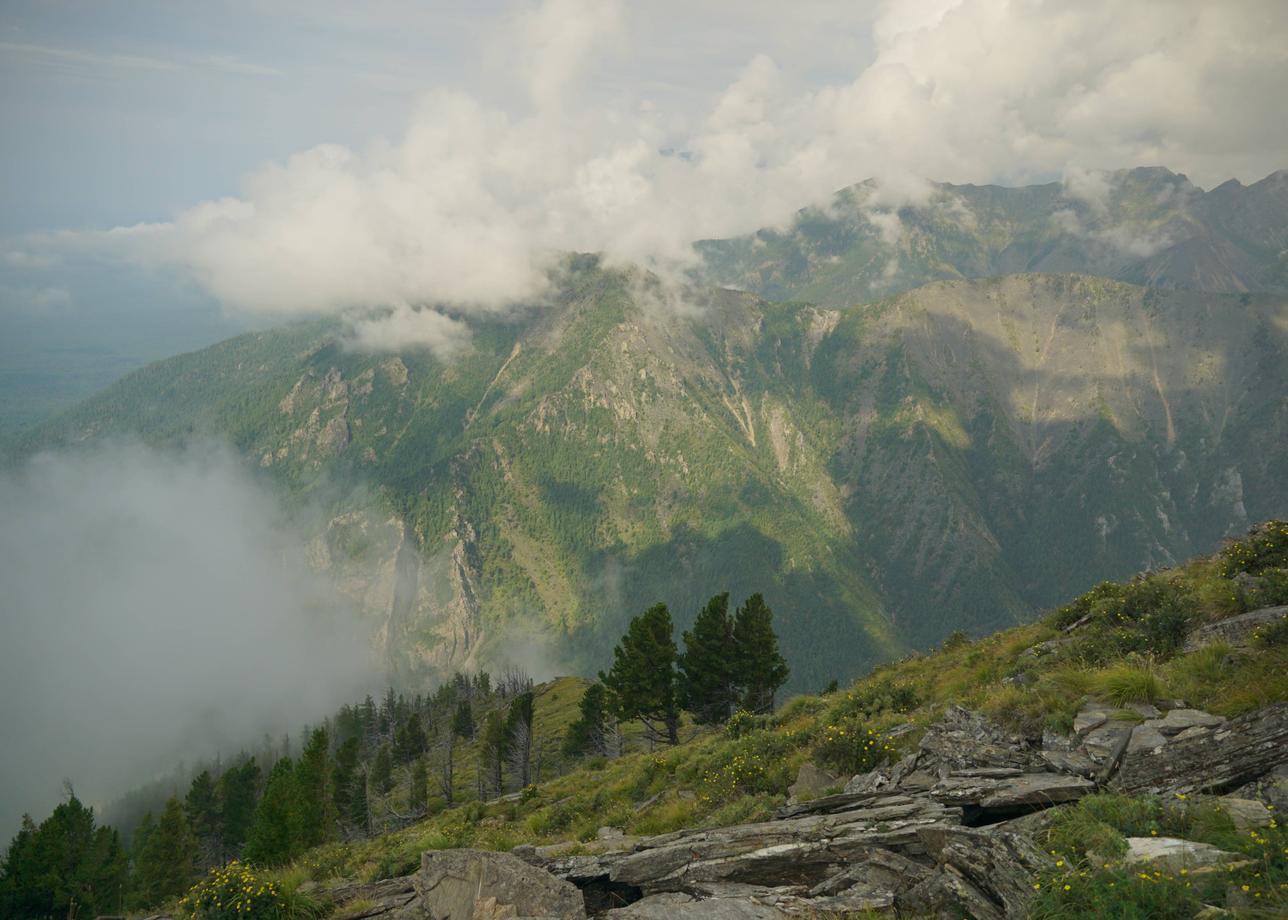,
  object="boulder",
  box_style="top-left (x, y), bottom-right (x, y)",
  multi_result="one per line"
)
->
top-left (1081, 721), bottom-right (1134, 763)
top-left (1124, 837), bottom-right (1243, 871)
top-left (553, 795), bottom-right (959, 895)
top-left (1184, 606), bottom-right (1288, 651)
top-left (1126, 723), bottom-right (1168, 754)
top-left (1112, 701), bottom-right (1288, 795)
top-left (416, 849), bottom-right (587, 920)
top-left (917, 706), bottom-right (1042, 775)
top-left (1217, 797), bottom-right (1273, 832)
top-left (786, 762), bottom-right (842, 803)
top-left (901, 825), bottom-right (1051, 920)
top-left (1039, 749), bottom-right (1098, 778)
top-left (929, 772), bottom-right (1095, 822)
top-left (605, 892), bottom-right (786, 919)
top-left (1153, 709), bottom-right (1226, 735)
top-left (1073, 704), bottom-right (1115, 735)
